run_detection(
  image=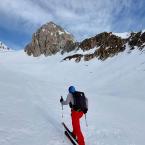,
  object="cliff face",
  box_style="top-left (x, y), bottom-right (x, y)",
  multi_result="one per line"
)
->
top-left (25, 22), bottom-right (76, 57)
top-left (128, 31), bottom-right (145, 50)
top-left (63, 31), bottom-right (145, 62)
